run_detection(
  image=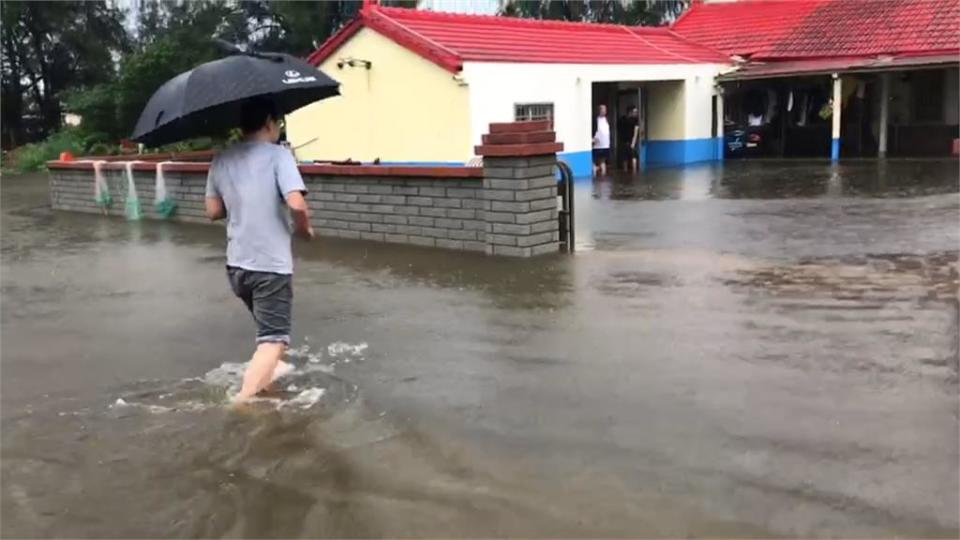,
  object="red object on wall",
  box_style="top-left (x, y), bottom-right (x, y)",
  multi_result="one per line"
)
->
top-left (59, 151), bottom-right (74, 162)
